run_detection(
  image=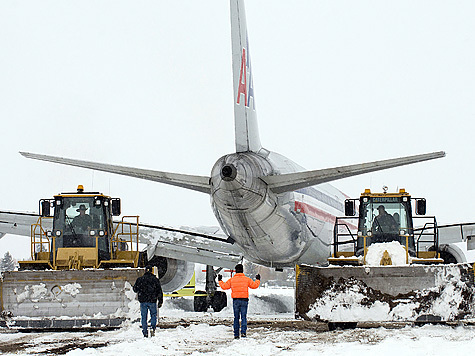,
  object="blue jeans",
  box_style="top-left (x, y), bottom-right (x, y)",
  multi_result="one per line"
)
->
top-left (140, 302), bottom-right (157, 336)
top-left (233, 299), bottom-right (248, 337)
